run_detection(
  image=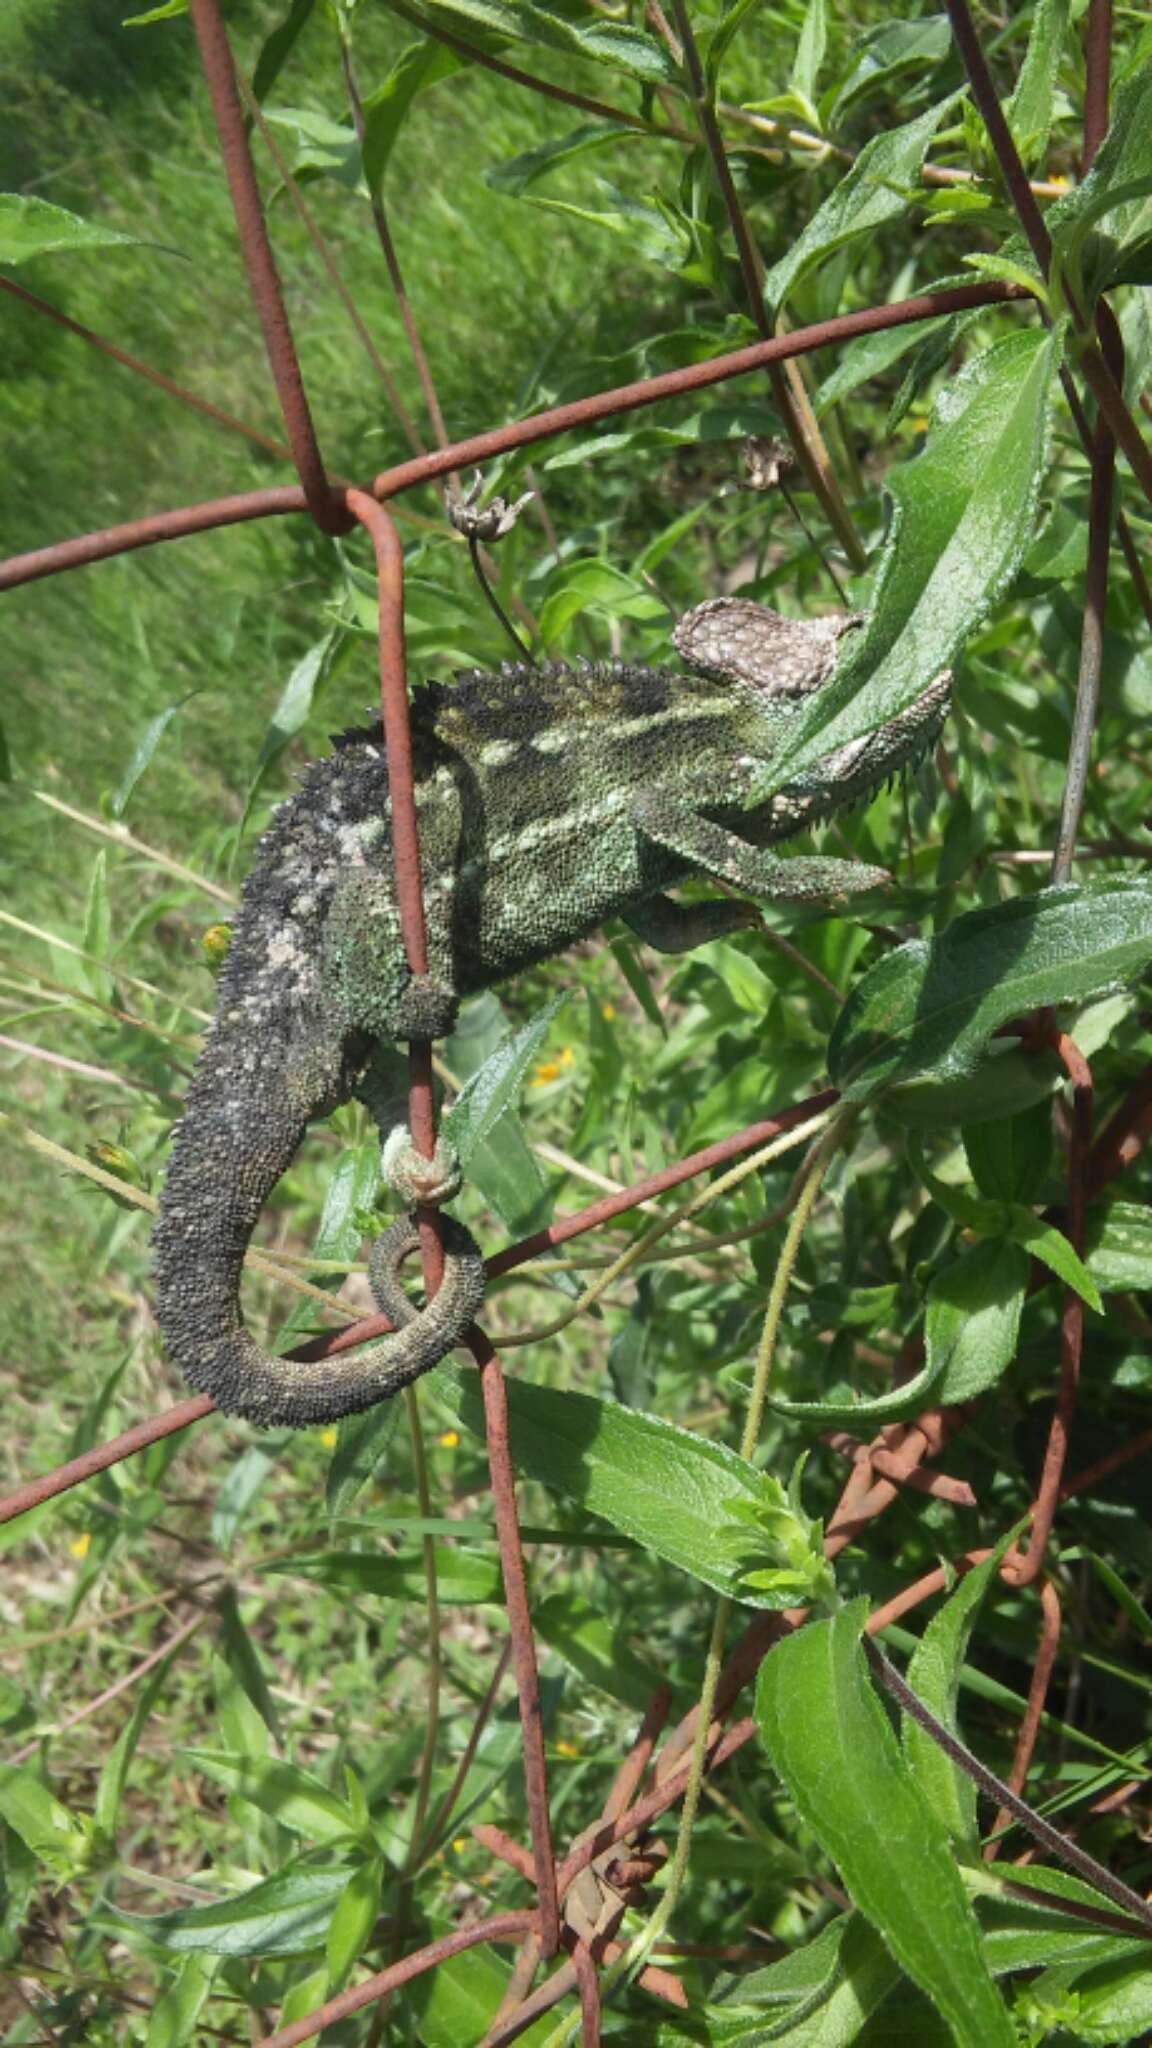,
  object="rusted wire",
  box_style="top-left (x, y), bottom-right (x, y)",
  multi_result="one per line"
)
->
top-left (258, 1910), bottom-right (536, 2047)
top-left (985, 1579), bottom-right (1063, 1853)
top-left (187, 0), bottom-right (352, 535)
top-left (1082, 0), bottom-right (1113, 170)
top-left (0, 285), bottom-right (1023, 594)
